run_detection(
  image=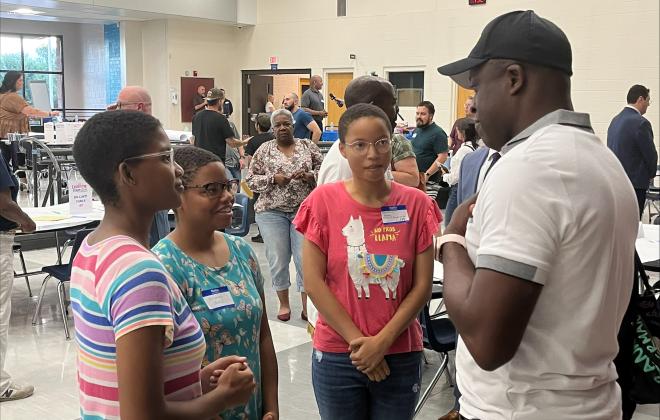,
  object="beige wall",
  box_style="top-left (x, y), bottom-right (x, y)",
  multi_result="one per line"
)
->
top-left (165, 19), bottom-right (241, 130)
top-left (272, 74), bottom-right (307, 110)
top-left (134, 0), bottom-right (659, 146)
